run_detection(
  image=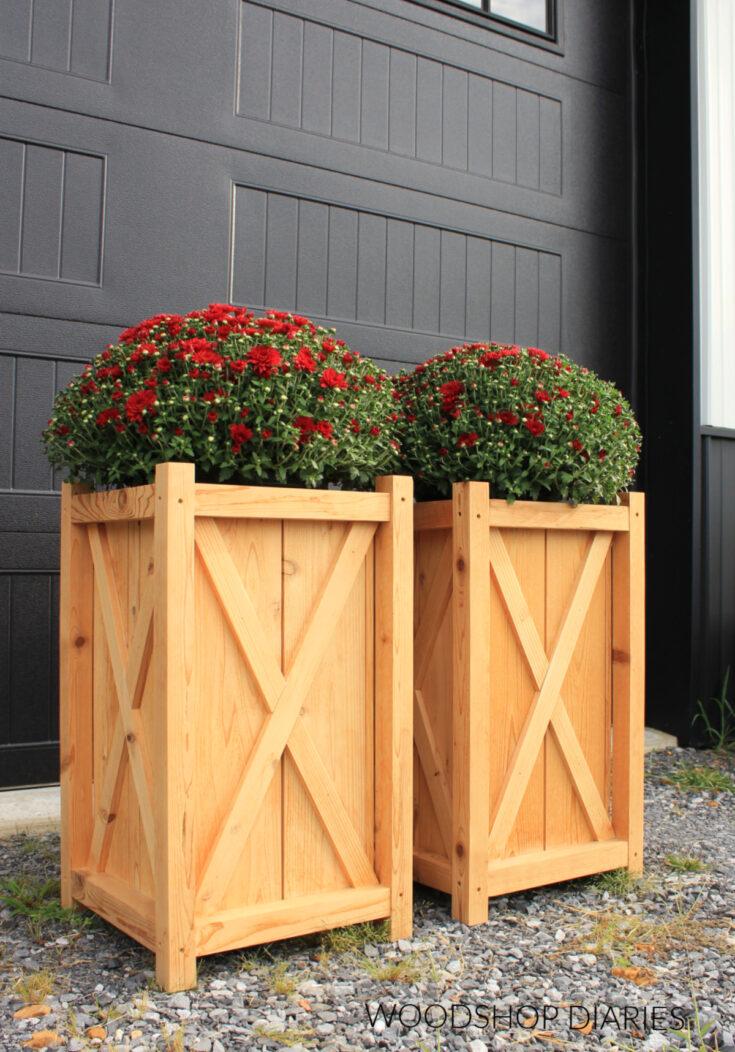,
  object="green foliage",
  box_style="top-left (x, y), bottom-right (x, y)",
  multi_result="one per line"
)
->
top-left (43, 305), bottom-right (399, 490)
top-left (665, 854), bottom-right (708, 873)
top-left (394, 343), bottom-right (641, 502)
top-left (665, 763), bottom-right (735, 794)
top-left (0, 875), bottom-right (91, 939)
top-left (694, 668), bottom-right (735, 752)
top-left (319, 920), bottom-right (390, 955)
top-left (590, 868), bottom-right (639, 896)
